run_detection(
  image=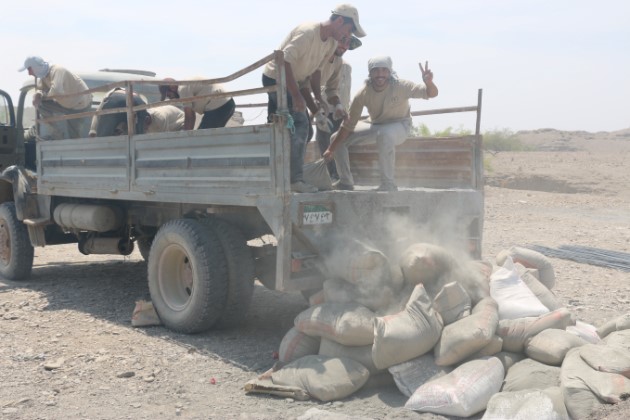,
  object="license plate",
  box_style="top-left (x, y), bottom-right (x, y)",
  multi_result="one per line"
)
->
top-left (302, 204), bottom-right (333, 225)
